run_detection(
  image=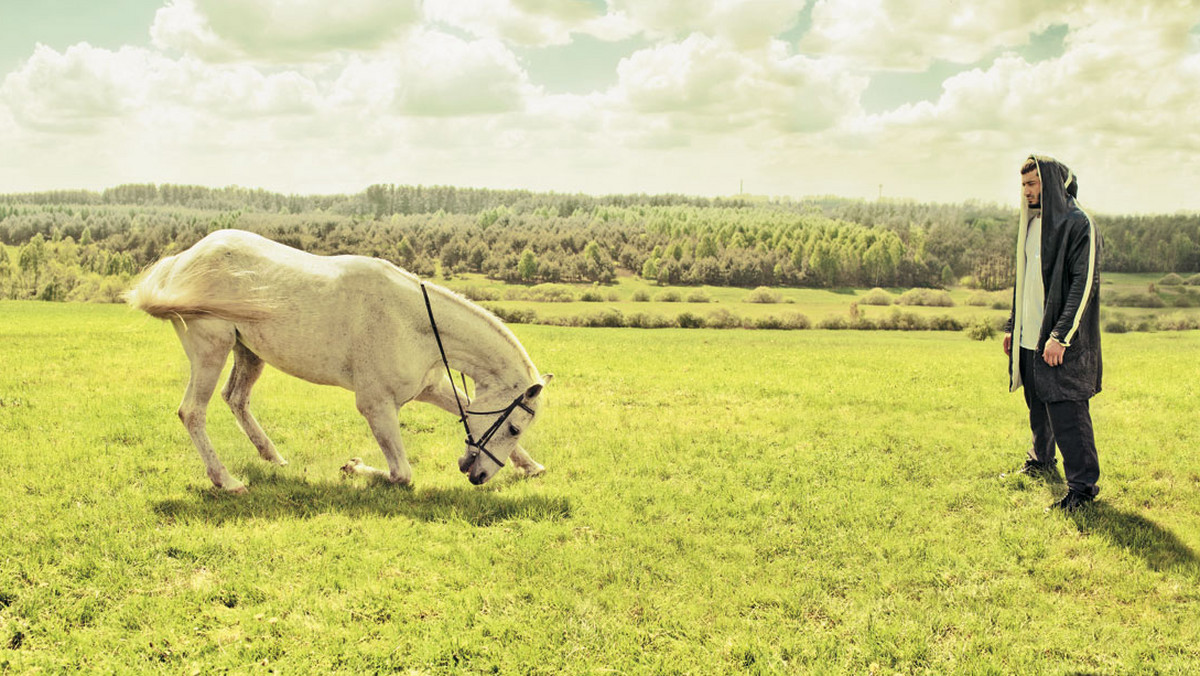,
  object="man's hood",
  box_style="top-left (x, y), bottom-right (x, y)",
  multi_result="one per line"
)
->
top-left (1029, 154), bottom-right (1078, 225)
